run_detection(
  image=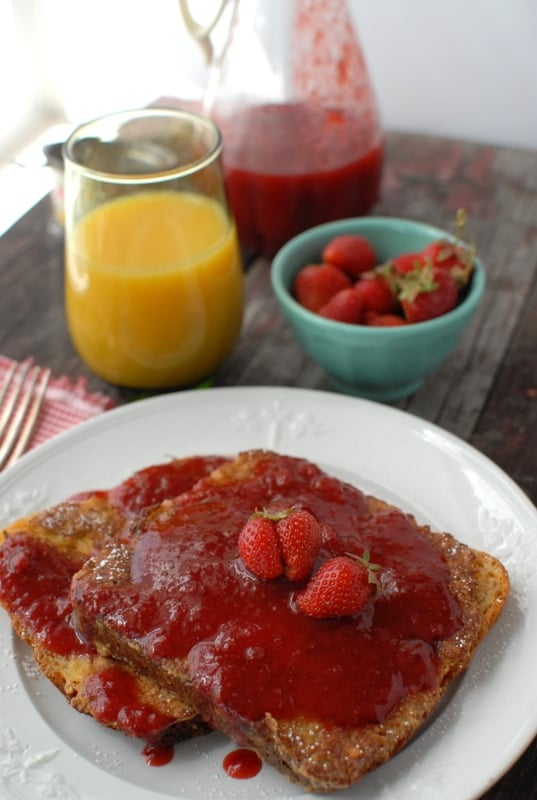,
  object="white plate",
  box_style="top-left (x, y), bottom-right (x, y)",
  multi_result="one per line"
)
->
top-left (0, 386), bottom-right (536, 800)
